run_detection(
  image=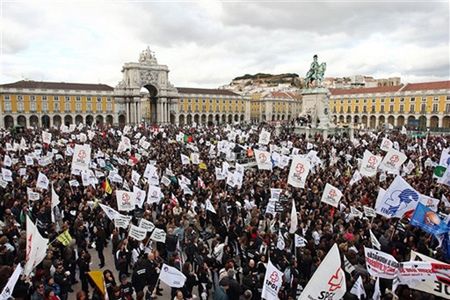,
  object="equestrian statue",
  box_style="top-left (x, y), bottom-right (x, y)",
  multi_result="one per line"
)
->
top-left (305, 54), bottom-right (327, 88)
